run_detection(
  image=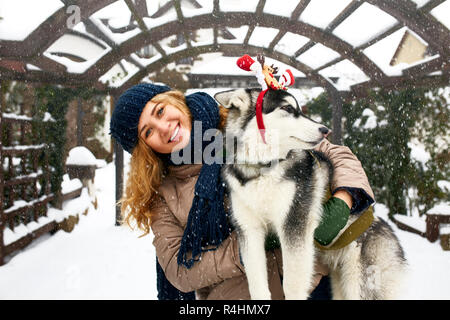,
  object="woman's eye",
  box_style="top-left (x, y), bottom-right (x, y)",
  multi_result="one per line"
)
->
top-left (157, 106), bottom-right (164, 116)
top-left (145, 128), bottom-right (152, 138)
